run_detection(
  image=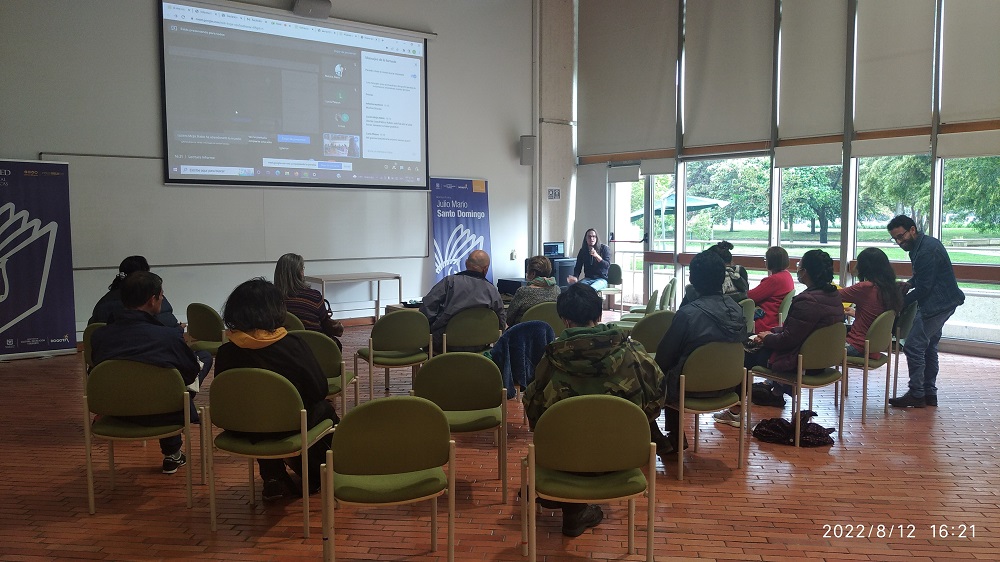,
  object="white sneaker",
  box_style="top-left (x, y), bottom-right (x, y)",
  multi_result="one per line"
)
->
top-left (712, 410), bottom-right (741, 428)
